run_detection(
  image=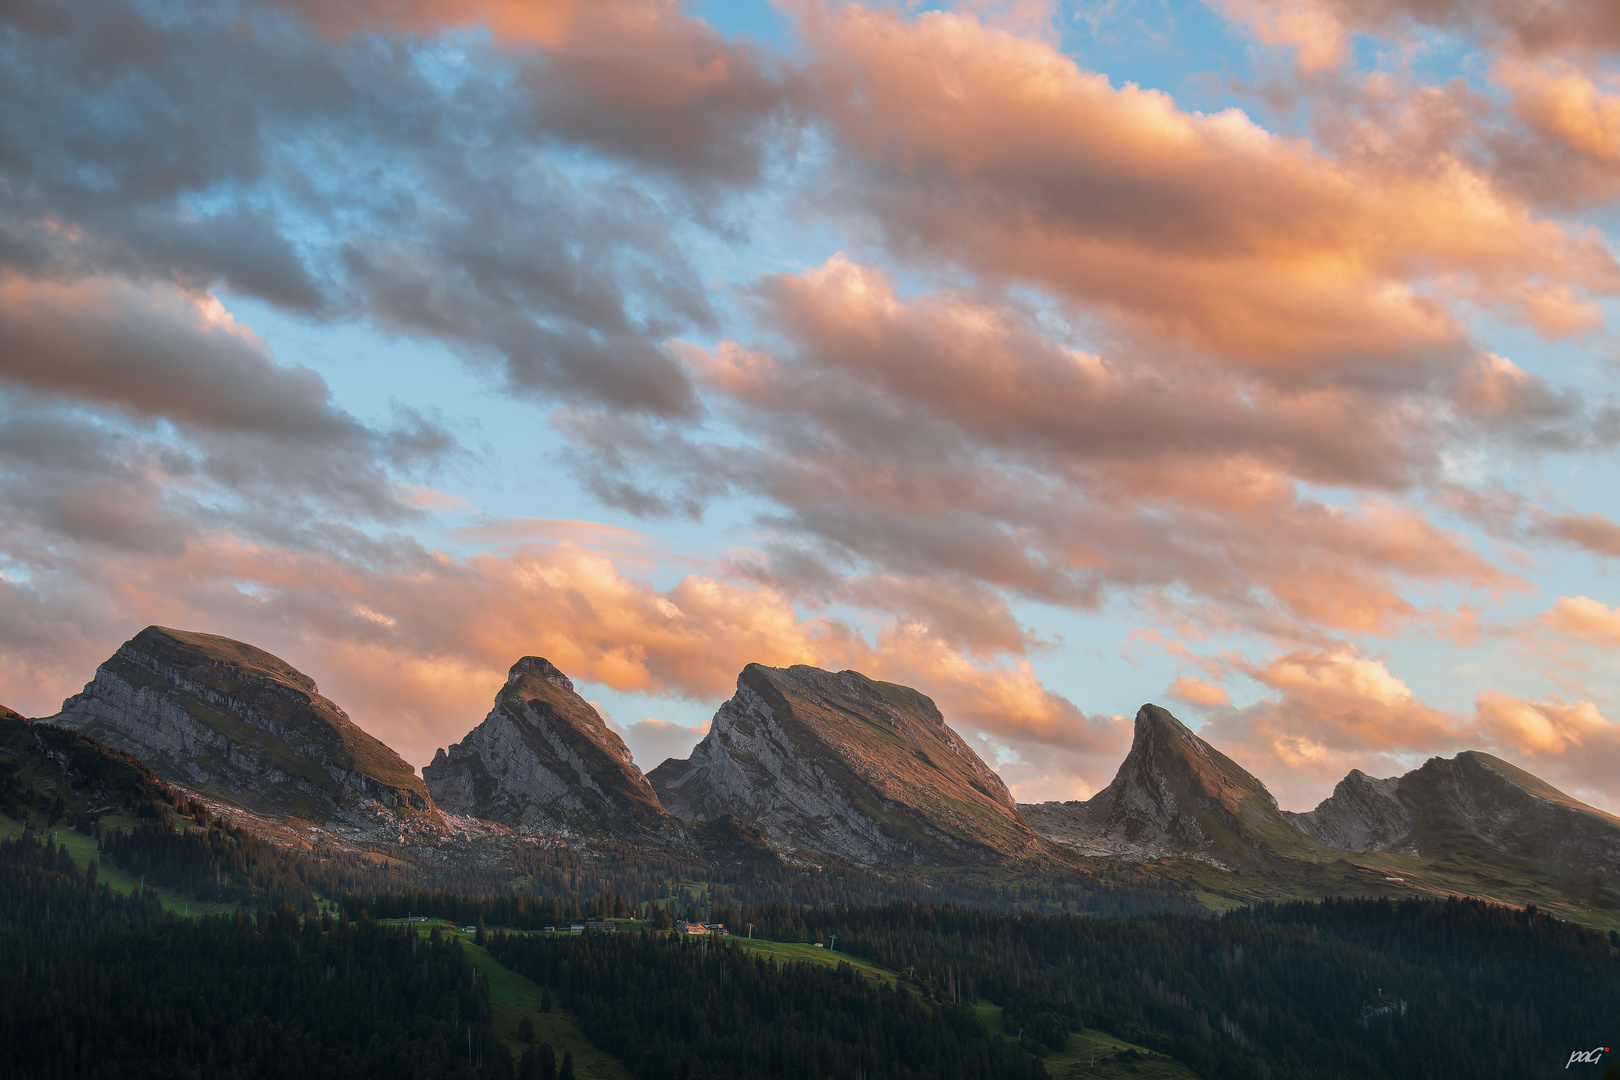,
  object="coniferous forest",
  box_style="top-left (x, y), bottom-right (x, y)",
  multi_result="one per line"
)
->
top-left (7, 811), bottom-right (1620, 1080)
top-left (0, 831), bottom-right (508, 1080)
